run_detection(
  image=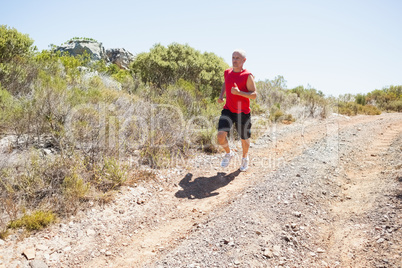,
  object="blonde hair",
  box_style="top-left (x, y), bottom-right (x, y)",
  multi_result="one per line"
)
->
top-left (233, 49), bottom-right (246, 58)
